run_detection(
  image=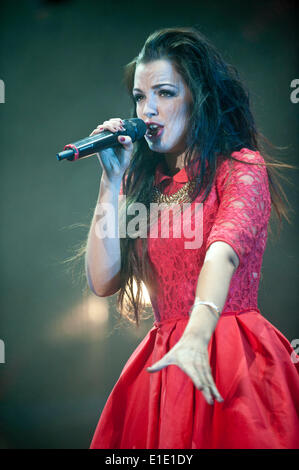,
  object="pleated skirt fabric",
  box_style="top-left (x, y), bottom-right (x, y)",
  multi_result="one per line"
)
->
top-left (90, 310), bottom-right (299, 449)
